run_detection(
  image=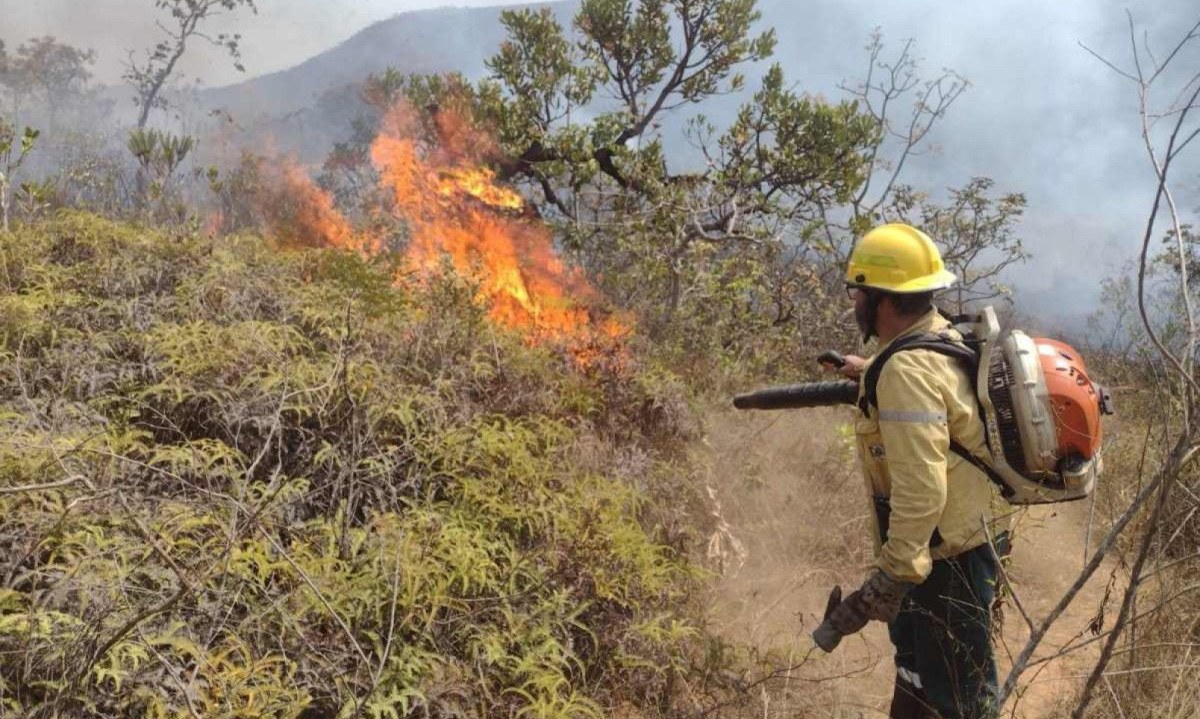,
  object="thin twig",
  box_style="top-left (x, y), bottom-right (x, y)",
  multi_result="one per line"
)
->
top-left (1071, 434), bottom-right (1182, 718)
top-left (0, 475), bottom-right (84, 494)
top-left (1103, 675), bottom-right (1128, 719)
top-left (1024, 581), bottom-right (1200, 669)
top-left (983, 518), bottom-right (1036, 635)
top-left (255, 524), bottom-right (372, 668)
